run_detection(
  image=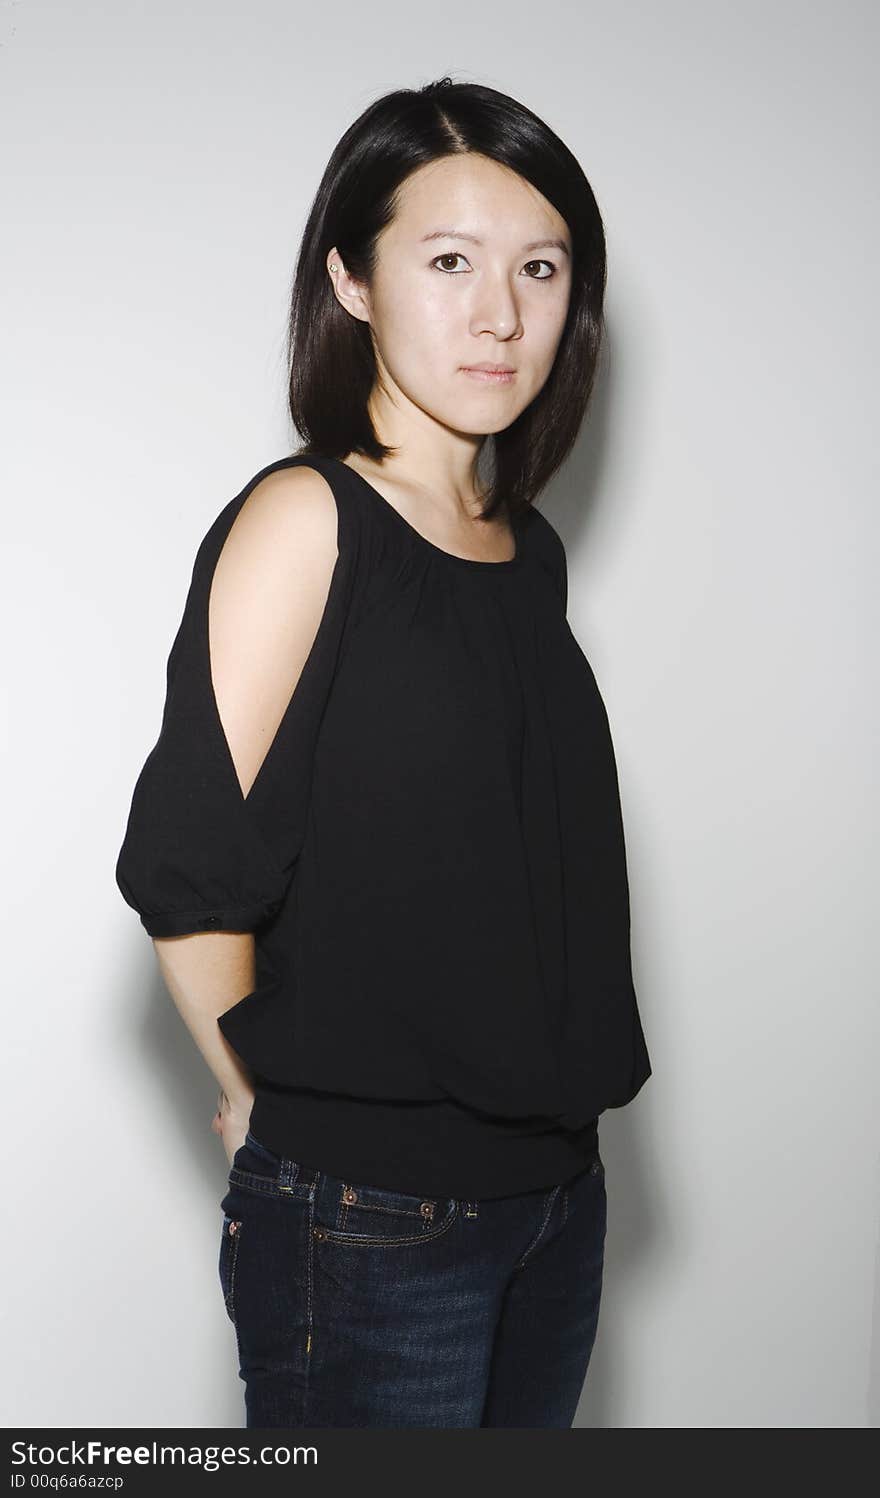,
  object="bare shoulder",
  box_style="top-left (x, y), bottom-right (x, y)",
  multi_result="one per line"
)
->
top-left (229, 461), bottom-right (339, 560)
top-left (207, 464), bottom-right (341, 797)
top-left (209, 462), bottom-right (339, 612)
top-left (209, 462), bottom-right (340, 647)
